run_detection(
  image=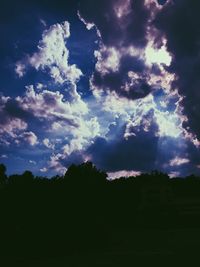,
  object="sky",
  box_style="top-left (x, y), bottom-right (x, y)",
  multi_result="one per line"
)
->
top-left (1, 0), bottom-right (200, 178)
